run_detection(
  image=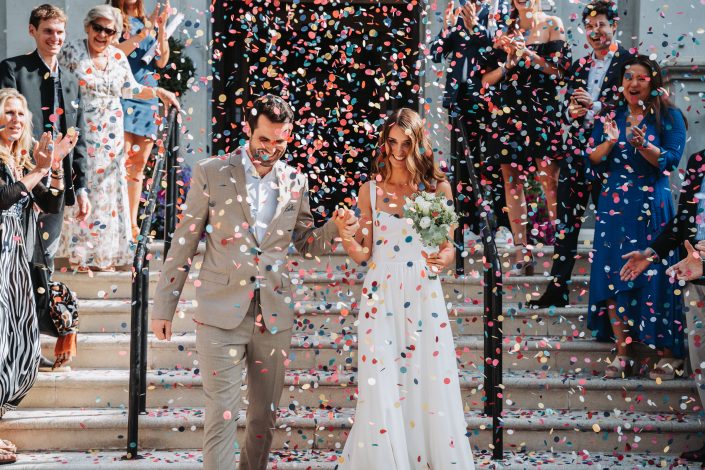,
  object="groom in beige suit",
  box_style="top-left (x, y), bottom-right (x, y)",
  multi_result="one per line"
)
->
top-left (152, 94), bottom-right (357, 469)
